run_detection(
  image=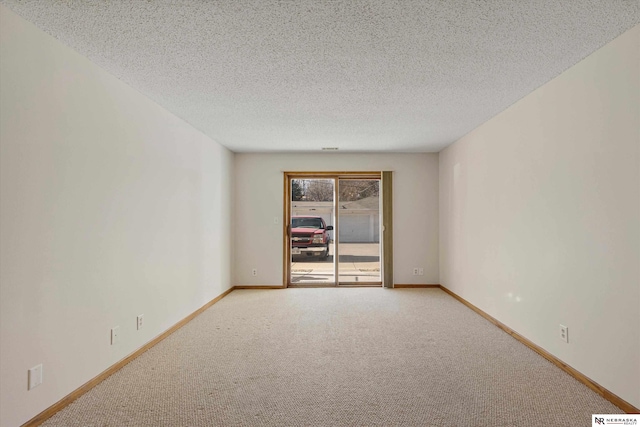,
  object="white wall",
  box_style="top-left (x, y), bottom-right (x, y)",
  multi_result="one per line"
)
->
top-left (0, 7), bottom-right (234, 427)
top-left (439, 25), bottom-right (639, 408)
top-left (234, 153), bottom-right (439, 285)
